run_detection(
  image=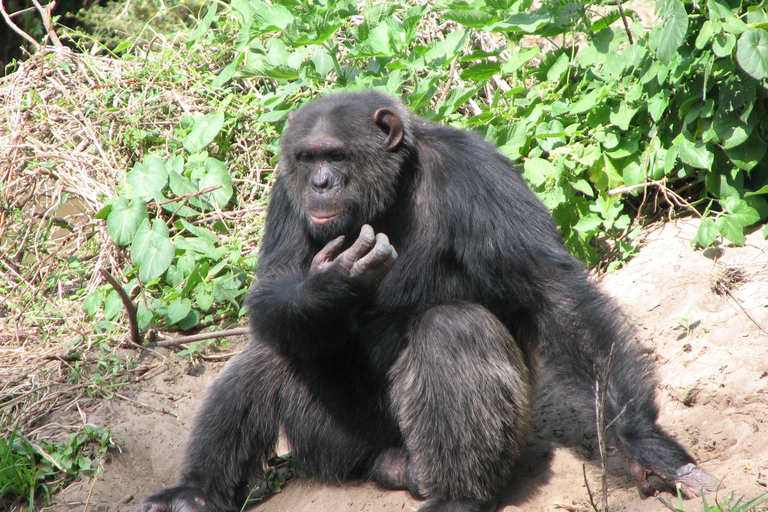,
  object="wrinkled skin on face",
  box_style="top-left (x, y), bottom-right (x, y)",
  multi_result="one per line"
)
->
top-left (278, 93), bottom-right (409, 242)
